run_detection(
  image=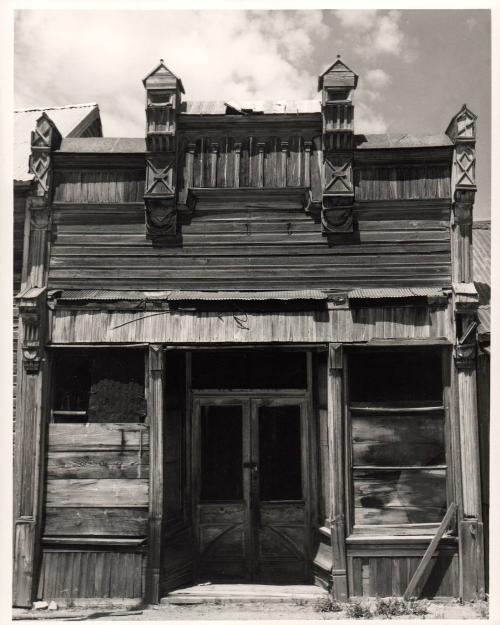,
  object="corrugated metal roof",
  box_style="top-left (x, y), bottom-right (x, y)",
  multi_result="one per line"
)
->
top-left (58, 137), bottom-right (146, 153)
top-left (477, 305), bottom-right (490, 336)
top-left (356, 133), bottom-right (452, 149)
top-left (473, 222), bottom-right (490, 307)
top-left (182, 100), bottom-right (321, 115)
top-left (14, 103), bottom-right (100, 181)
top-left (54, 133), bottom-right (454, 155)
top-left (348, 287), bottom-right (446, 299)
top-left (55, 289), bottom-right (328, 302)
